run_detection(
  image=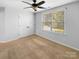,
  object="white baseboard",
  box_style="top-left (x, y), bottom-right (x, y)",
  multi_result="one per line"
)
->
top-left (36, 33), bottom-right (79, 51)
top-left (0, 34), bottom-right (34, 43)
top-left (0, 37), bottom-right (20, 43)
